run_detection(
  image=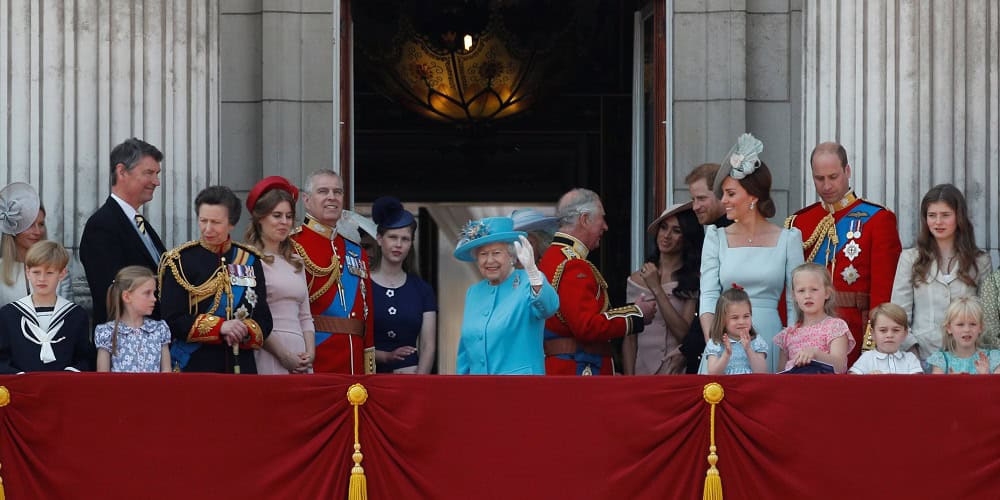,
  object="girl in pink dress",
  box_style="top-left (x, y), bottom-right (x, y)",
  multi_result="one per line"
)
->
top-left (774, 263), bottom-right (855, 373)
